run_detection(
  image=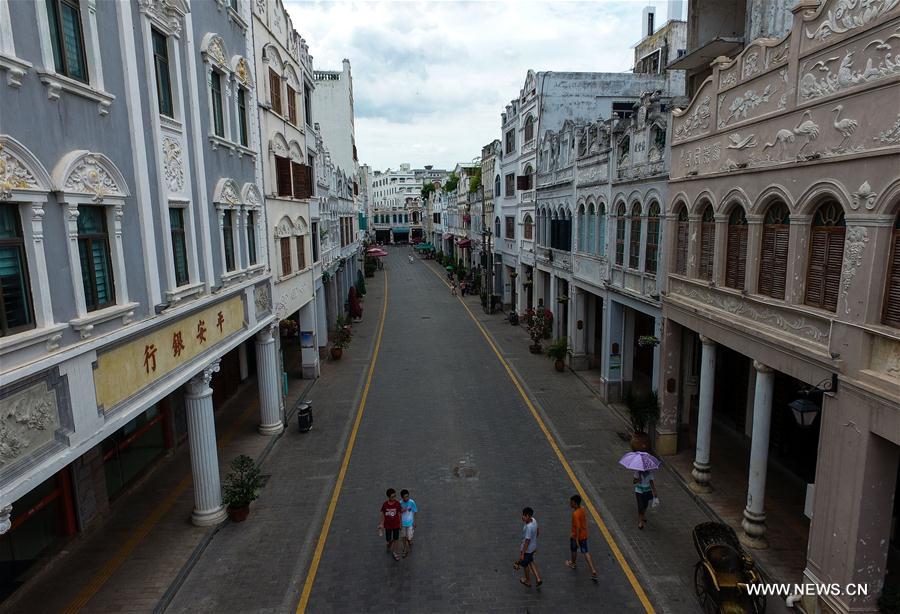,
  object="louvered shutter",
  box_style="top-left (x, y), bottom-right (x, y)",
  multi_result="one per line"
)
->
top-left (805, 230), bottom-right (827, 307)
top-left (884, 231), bottom-right (900, 327)
top-left (806, 228), bottom-right (844, 311)
top-left (760, 225), bottom-right (789, 299)
top-left (675, 221), bottom-right (688, 274)
top-left (725, 225), bottom-right (747, 289)
top-left (292, 163), bottom-right (312, 199)
top-left (699, 222), bottom-right (715, 280)
top-left (276, 156), bottom-right (292, 196)
top-left (270, 70), bottom-right (282, 115)
top-left (822, 230), bottom-right (844, 312)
